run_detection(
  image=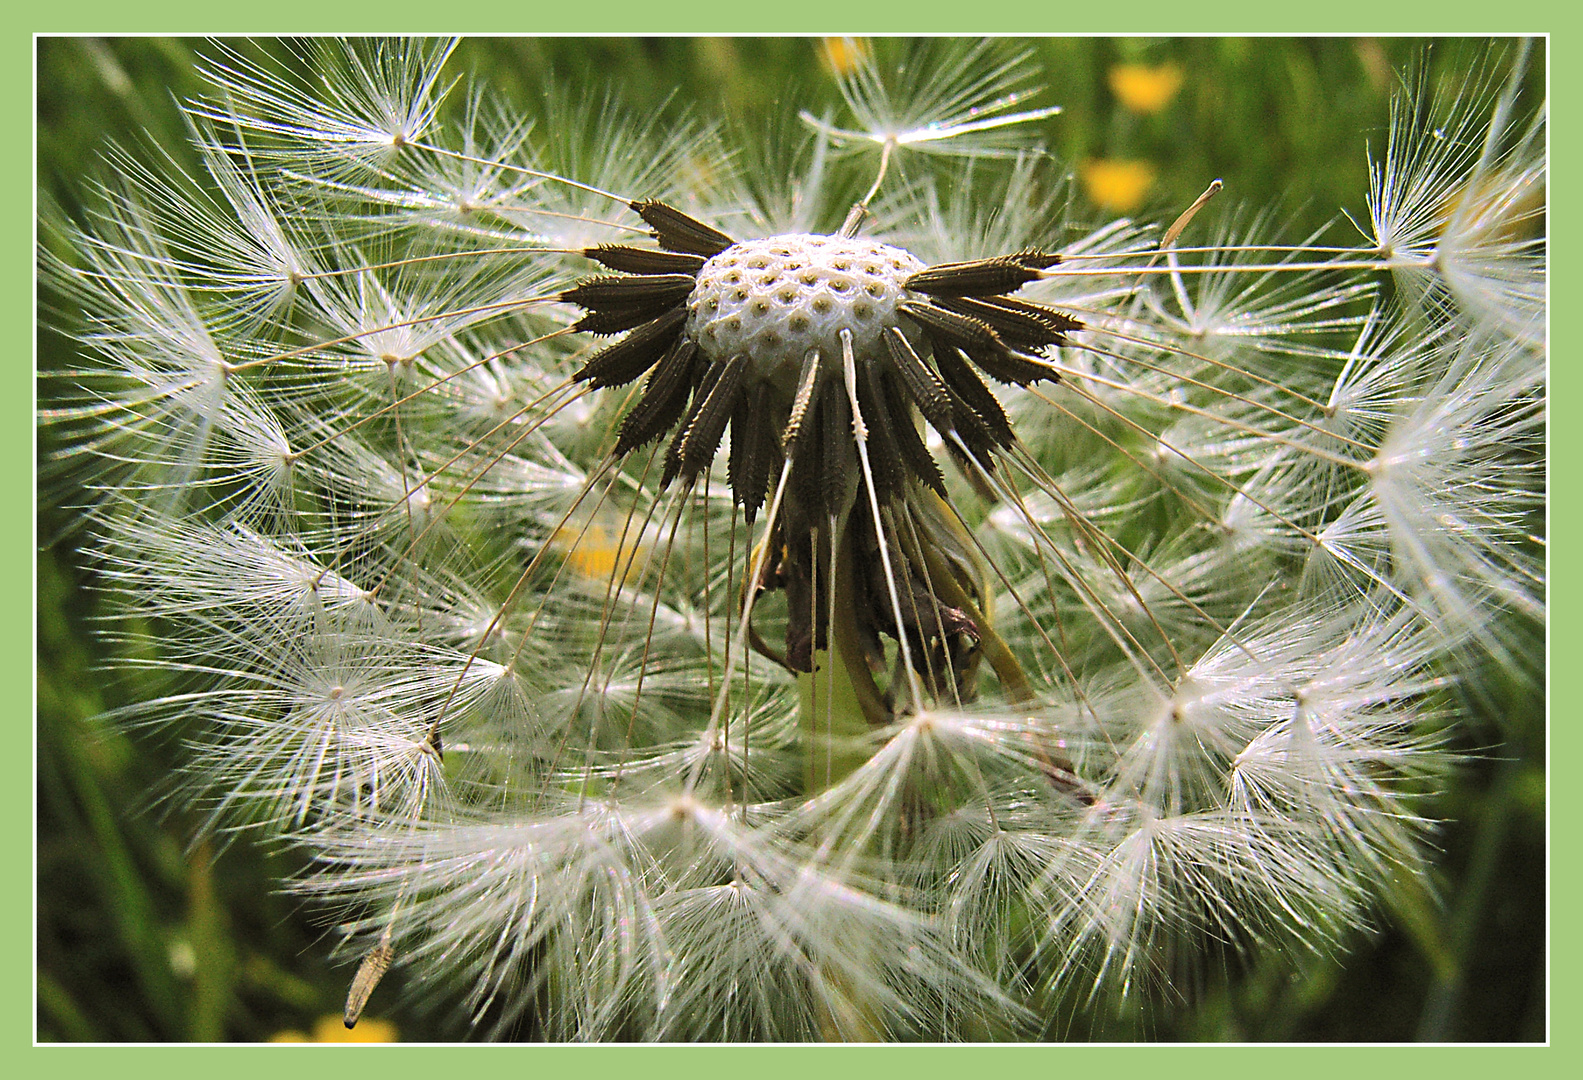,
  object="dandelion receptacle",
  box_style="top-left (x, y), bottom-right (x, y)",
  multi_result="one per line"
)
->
top-left (38, 38), bottom-right (1545, 1041)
